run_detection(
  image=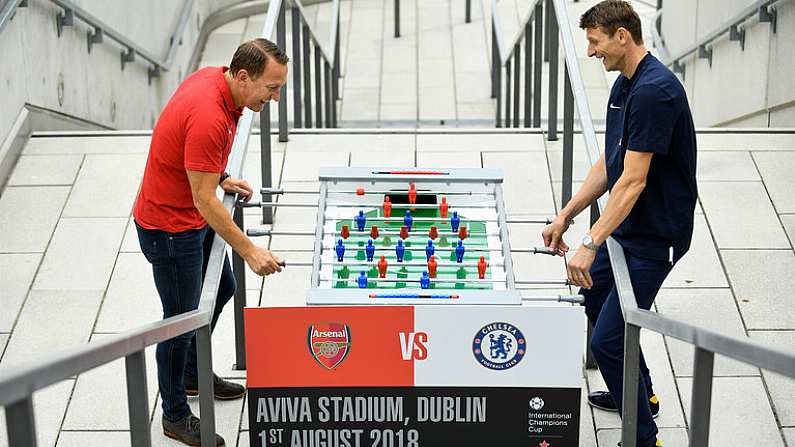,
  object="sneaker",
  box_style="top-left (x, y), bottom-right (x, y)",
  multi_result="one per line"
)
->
top-left (163, 412), bottom-right (225, 446)
top-left (184, 373), bottom-right (246, 400)
top-left (588, 390), bottom-right (660, 418)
